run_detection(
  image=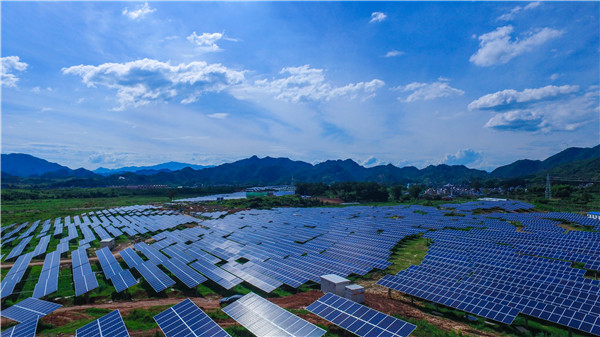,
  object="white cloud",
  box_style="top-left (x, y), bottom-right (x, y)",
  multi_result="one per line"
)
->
top-left (396, 77), bottom-right (464, 102)
top-left (482, 86), bottom-right (598, 132)
top-left (549, 73), bottom-right (561, 81)
top-left (438, 149), bottom-right (482, 166)
top-left (470, 25), bottom-right (563, 67)
top-left (122, 2), bottom-right (156, 20)
top-left (62, 58), bottom-right (245, 110)
top-left (187, 32), bottom-right (224, 51)
top-left (1, 56), bottom-right (28, 88)
top-left (207, 112), bottom-right (228, 119)
top-left (88, 152), bottom-right (128, 165)
top-left (246, 65), bottom-right (385, 103)
top-left (385, 50), bottom-right (405, 58)
top-left (468, 84), bottom-right (579, 110)
top-left (358, 156), bottom-right (386, 168)
top-left (497, 2), bottom-right (541, 21)
top-left (370, 12), bottom-right (387, 23)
